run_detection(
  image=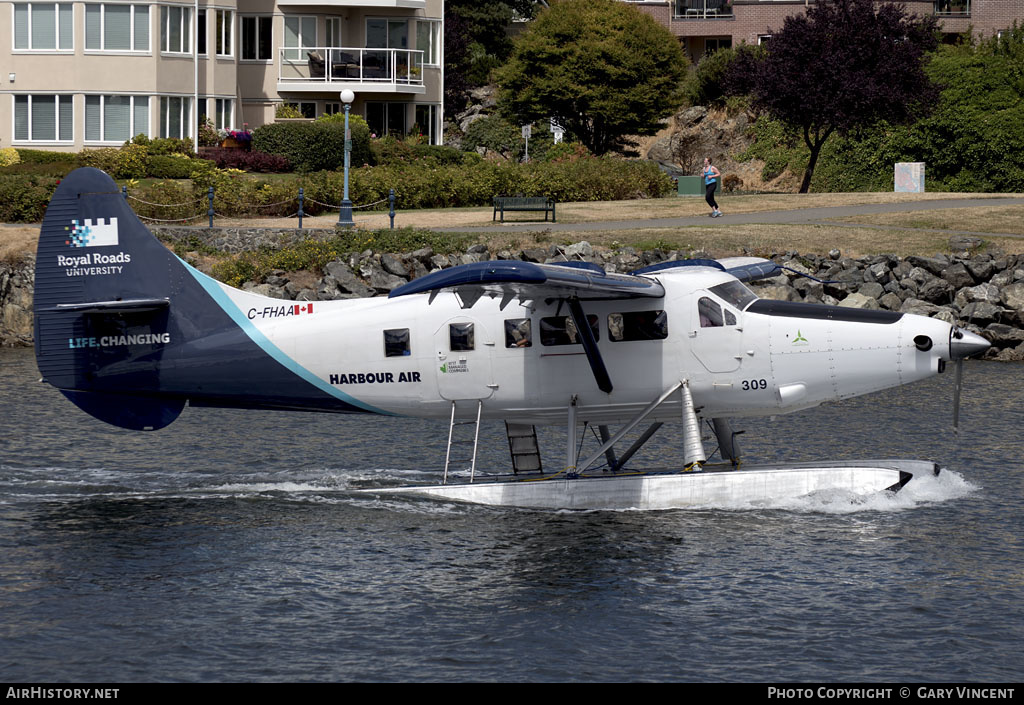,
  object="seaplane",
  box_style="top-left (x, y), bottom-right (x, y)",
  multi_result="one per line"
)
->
top-left (33, 168), bottom-right (991, 509)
